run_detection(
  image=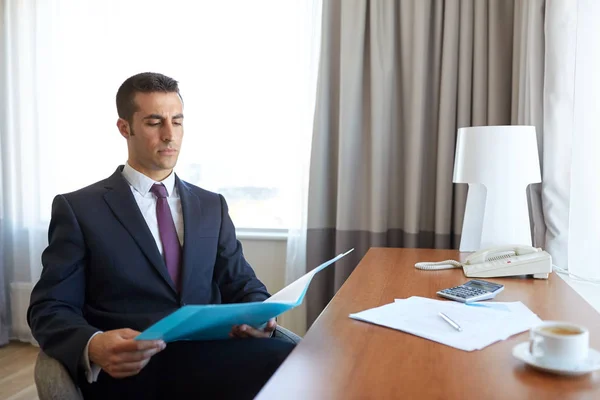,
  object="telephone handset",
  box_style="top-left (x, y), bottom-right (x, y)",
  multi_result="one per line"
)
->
top-left (414, 245), bottom-right (553, 279)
